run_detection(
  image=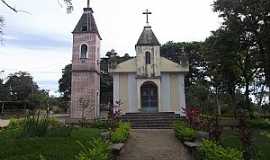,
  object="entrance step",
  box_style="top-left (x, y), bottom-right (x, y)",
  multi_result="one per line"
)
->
top-left (121, 112), bottom-right (177, 129)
